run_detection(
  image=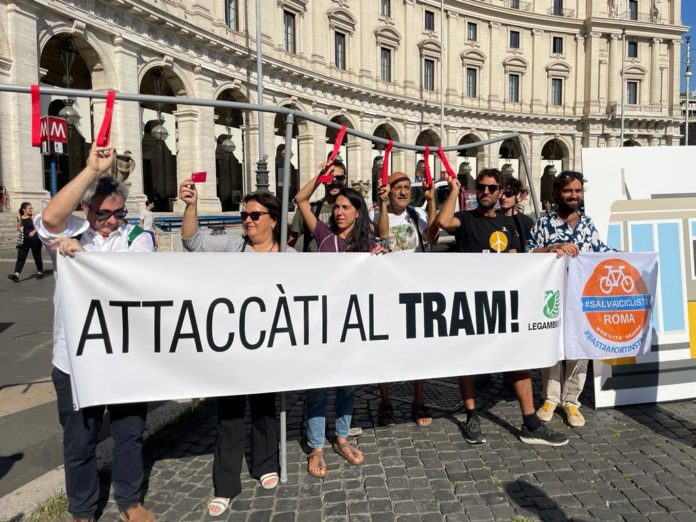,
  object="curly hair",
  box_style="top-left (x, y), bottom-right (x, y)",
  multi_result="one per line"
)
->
top-left (329, 187), bottom-right (372, 252)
